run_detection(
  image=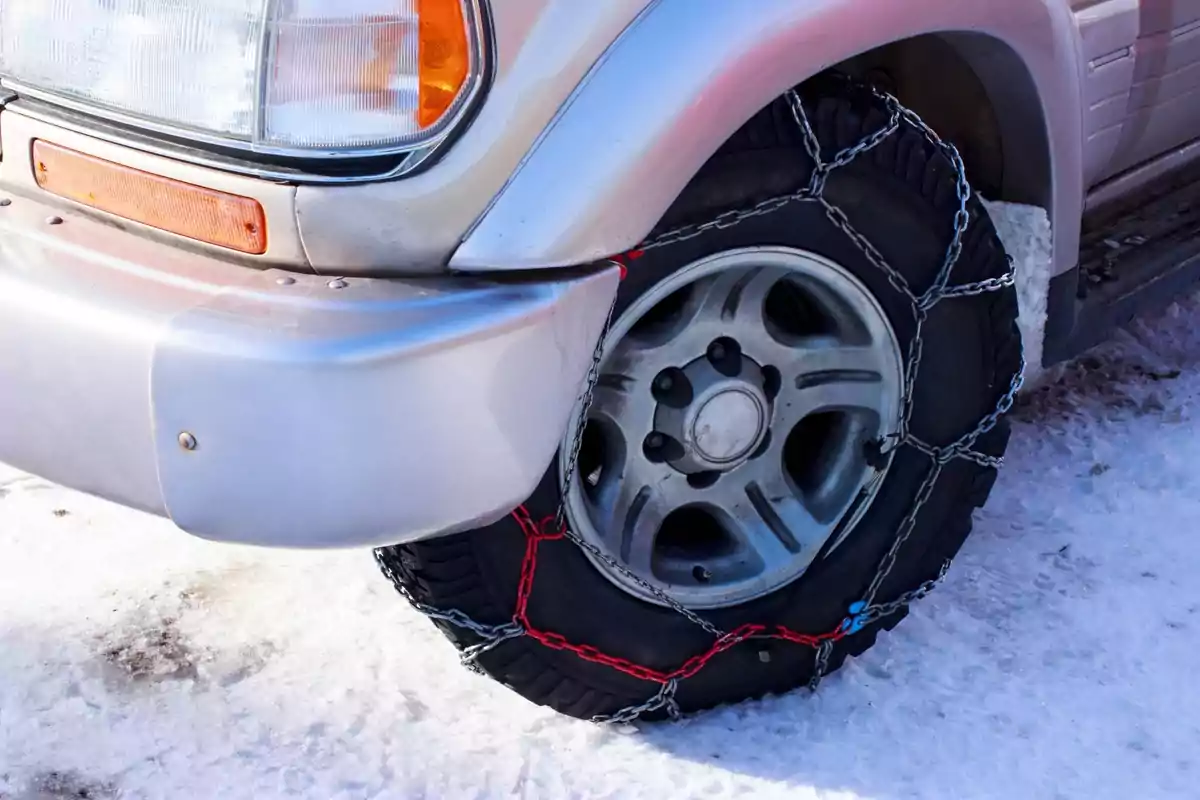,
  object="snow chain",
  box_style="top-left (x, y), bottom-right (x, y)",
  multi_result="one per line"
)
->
top-left (375, 81), bottom-right (1025, 725)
